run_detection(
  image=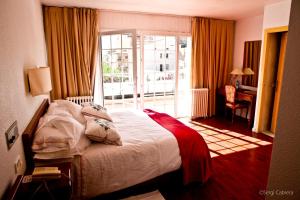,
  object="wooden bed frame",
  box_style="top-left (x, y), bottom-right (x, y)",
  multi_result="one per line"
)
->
top-left (22, 99), bottom-right (49, 170)
top-left (21, 98), bottom-right (183, 199)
